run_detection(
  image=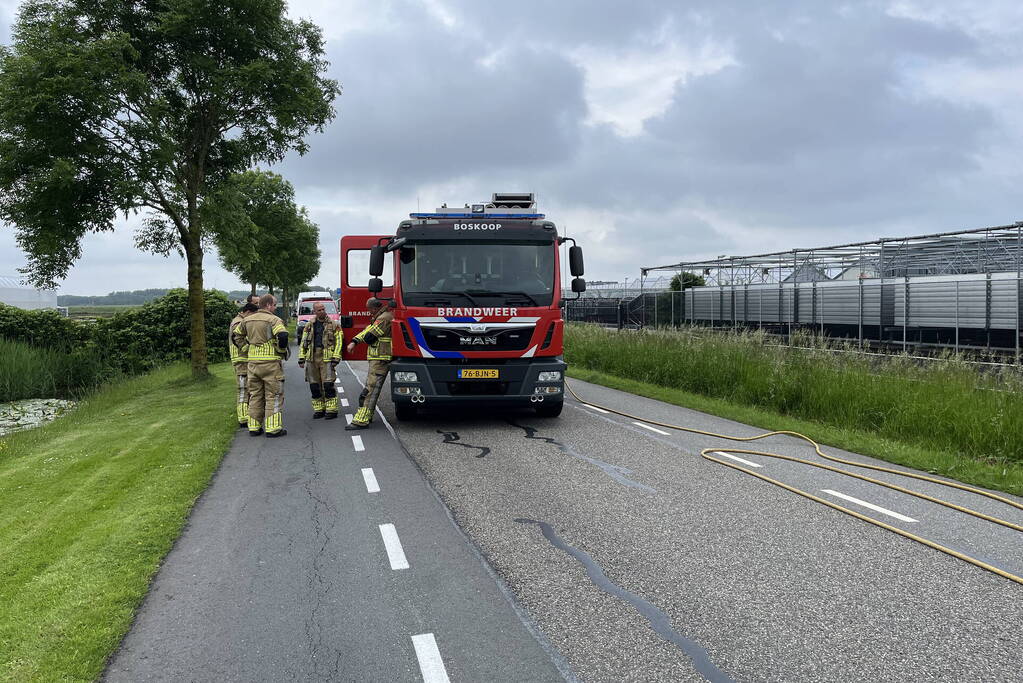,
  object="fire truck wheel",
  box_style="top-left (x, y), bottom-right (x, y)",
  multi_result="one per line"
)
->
top-left (534, 400), bottom-right (564, 418)
top-left (394, 403), bottom-right (417, 421)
